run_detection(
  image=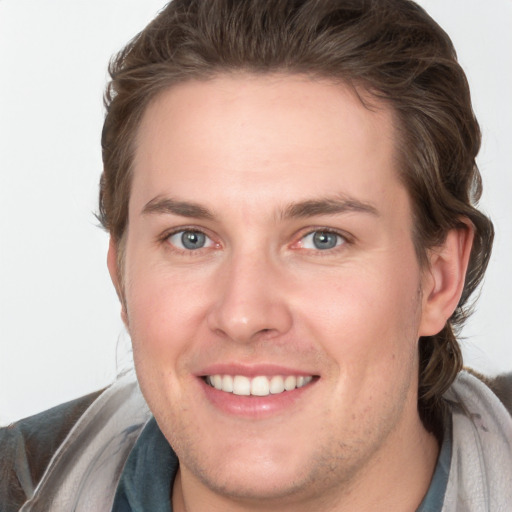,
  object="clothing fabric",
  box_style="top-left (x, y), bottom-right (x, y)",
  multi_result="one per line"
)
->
top-left (112, 417), bottom-right (178, 512)
top-left (417, 420), bottom-right (452, 512)
top-left (1, 371), bottom-right (511, 511)
top-left (0, 389), bottom-right (104, 512)
top-left (442, 372), bottom-right (512, 509)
